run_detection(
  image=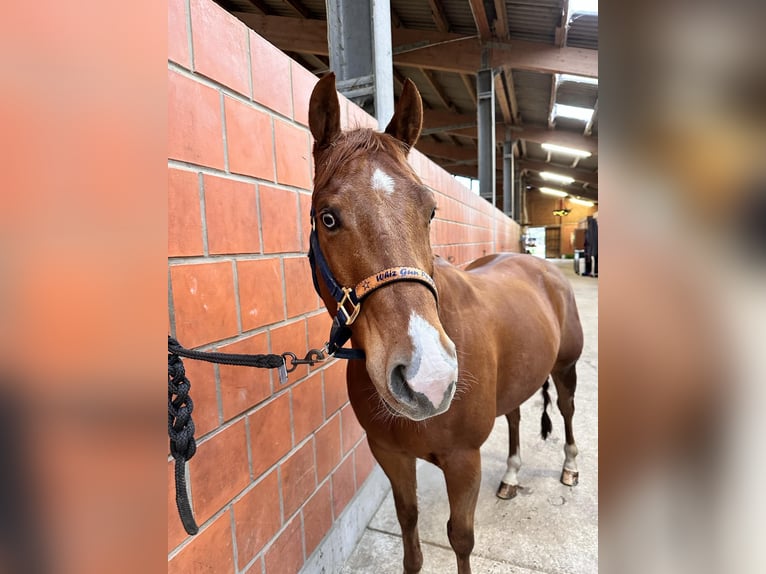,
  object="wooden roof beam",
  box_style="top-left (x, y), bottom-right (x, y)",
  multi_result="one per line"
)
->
top-left (494, 71), bottom-right (512, 124)
top-left (555, 0), bottom-right (570, 47)
top-left (493, 0), bottom-right (509, 39)
top-left (427, 0), bottom-right (450, 33)
top-left (584, 98), bottom-right (598, 136)
top-left (234, 14), bottom-right (598, 77)
top-left (416, 140), bottom-right (476, 163)
top-left (420, 68), bottom-right (457, 112)
top-left (461, 73), bottom-right (477, 105)
top-left (421, 110), bottom-right (598, 154)
top-left (503, 68), bottom-right (520, 123)
top-left (468, 0), bottom-right (492, 41)
top-left (547, 74), bottom-right (559, 129)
